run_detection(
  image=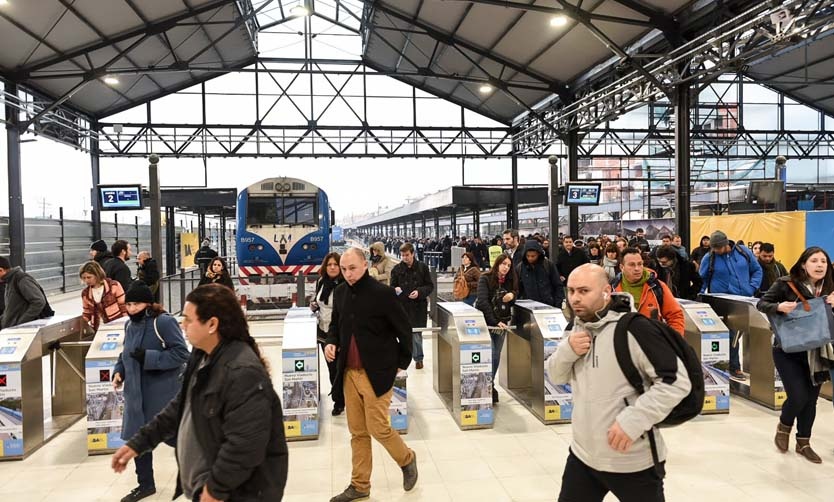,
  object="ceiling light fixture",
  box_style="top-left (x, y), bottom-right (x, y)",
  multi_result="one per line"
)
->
top-left (550, 15), bottom-right (568, 27)
top-left (479, 84), bottom-right (493, 94)
top-left (103, 76), bottom-right (120, 86)
top-left (291, 5), bottom-right (310, 17)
